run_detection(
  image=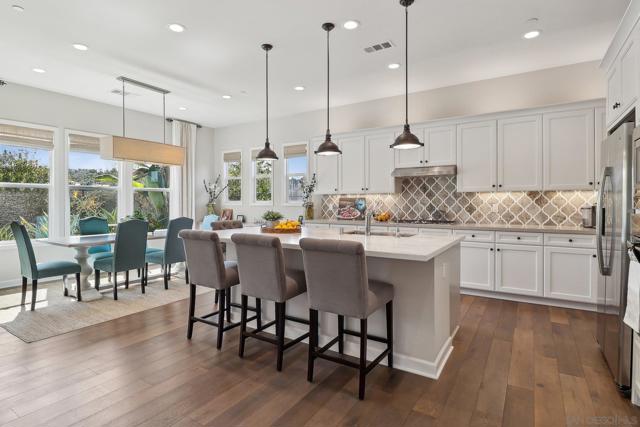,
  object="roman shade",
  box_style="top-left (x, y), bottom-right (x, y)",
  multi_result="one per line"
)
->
top-left (69, 134), bottom-right (100, 154)
top-left (223, 151), bottom-right (241, 162)
top-left (283, 144), bottom-right (307, 158)
top-left (0, 124), bottom-right (54, 150)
